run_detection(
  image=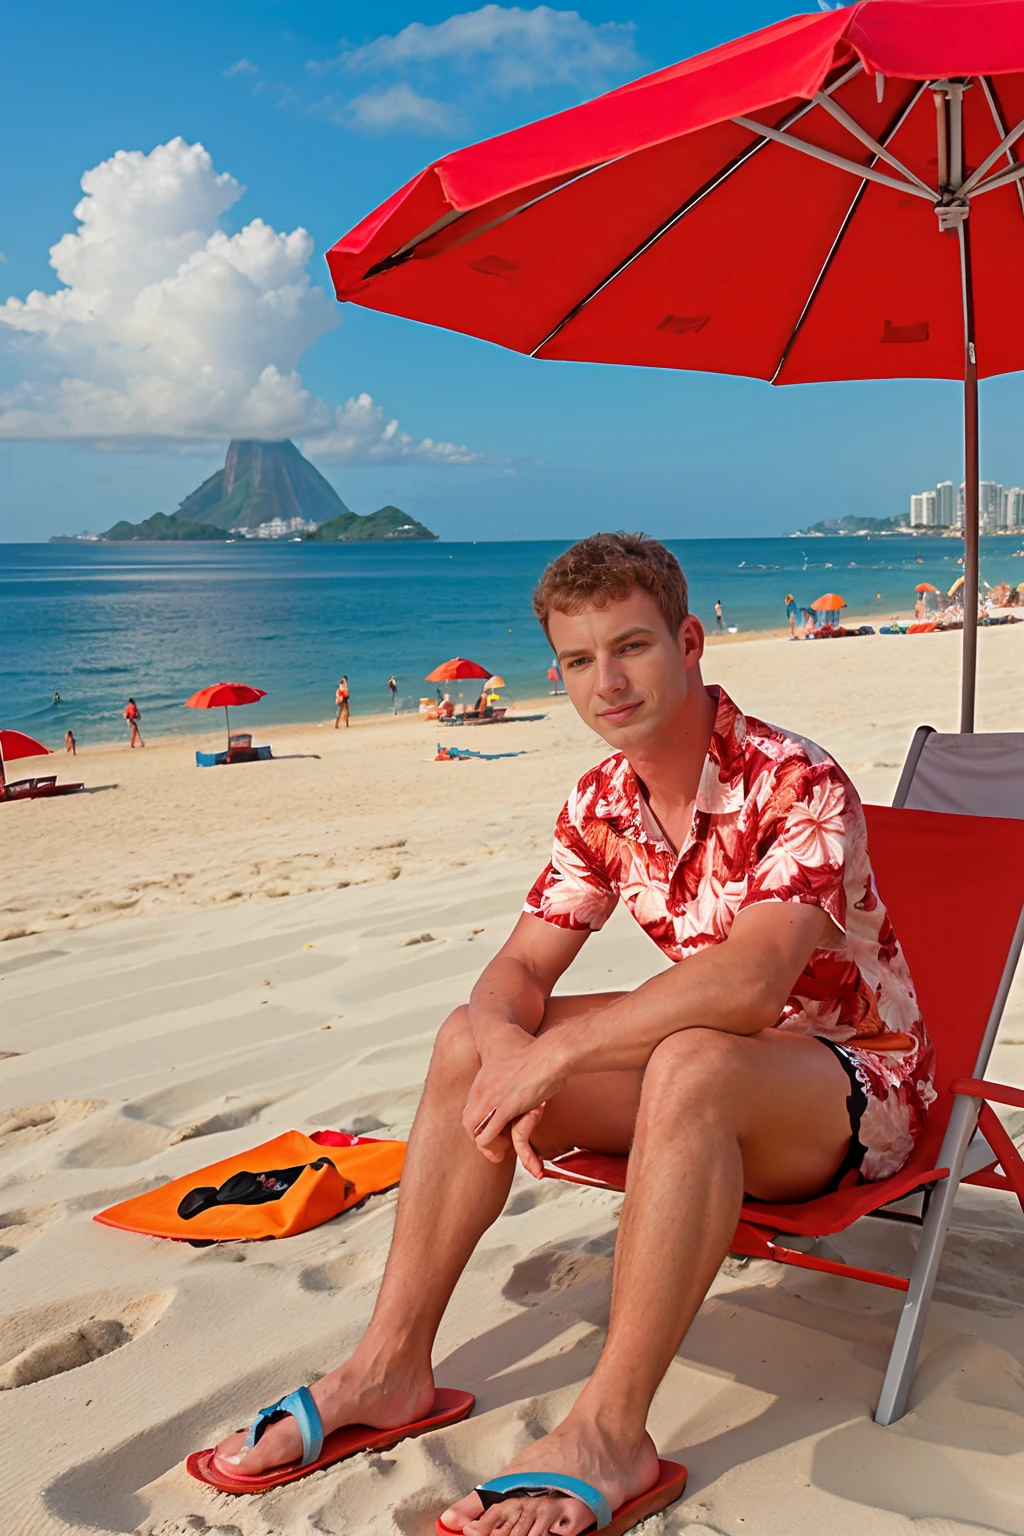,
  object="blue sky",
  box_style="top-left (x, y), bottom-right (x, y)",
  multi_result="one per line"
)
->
top-left (1, 0), bottom-right (1021, 542)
